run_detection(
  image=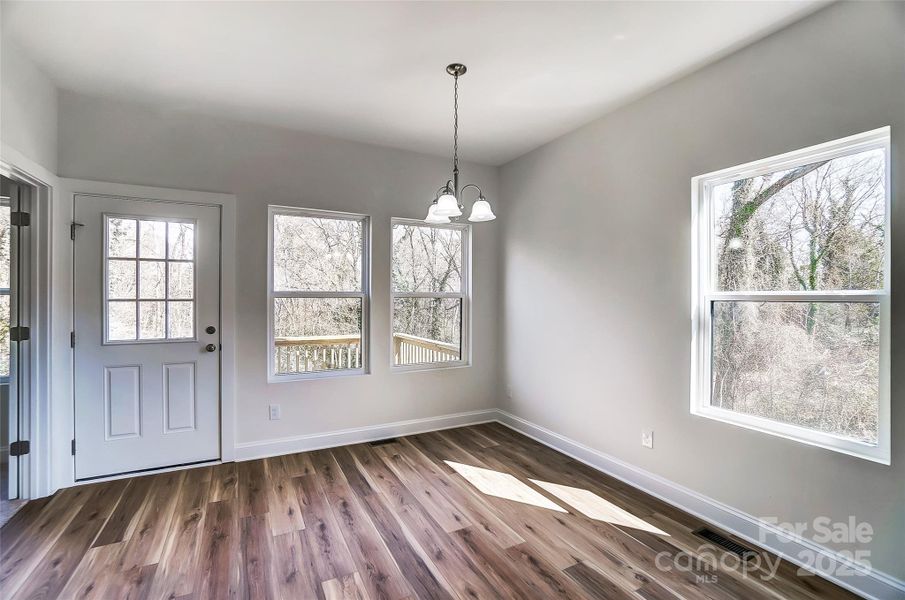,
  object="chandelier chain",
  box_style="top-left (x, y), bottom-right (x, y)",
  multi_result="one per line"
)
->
top-left (453, 73), bottom-right (459, 174)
